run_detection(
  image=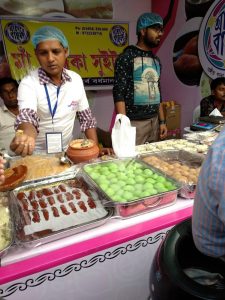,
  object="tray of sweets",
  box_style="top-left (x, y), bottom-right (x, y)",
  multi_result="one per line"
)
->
top-left (140, 150), bottom-right (203, 199)
top-left (82, 158), bottom-right (181, 218)
top-left (9, 173), bottom-right (113, 247)
top-left (9, 153), bottom-right (75, 183)
top-left (0, 192), bottom-right (14, 258)
top-left (136, 139), bottom-right (209, 155)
